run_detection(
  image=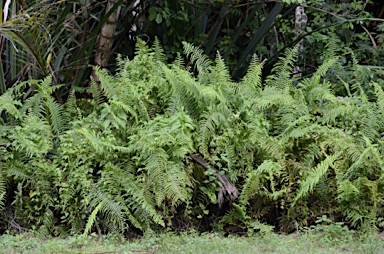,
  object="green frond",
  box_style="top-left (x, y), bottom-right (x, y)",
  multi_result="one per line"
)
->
top-left (323, 34), bottom-right (340, 60)
top-left (89, 189), bottom-right (126, 233)
top-left (280, 115), bottom-right (313, 140)
top-left (173, 53), bottom-right (185, 69)
top-left (374, 83), bottom-right (384, 114)
top-left (64, 90), bottom-right (78, 116)
top-left (293, 153), bottom-right (340, 206)
top-left (34, 76), bottom-right (63, 97)
top-left (267, 46), bottom-right (298, 89)
top-left (162, 65), bottom-right (202, 118)
top-left (219, 203), bottom-right (248, 229)
top-left (312, 58), bottom-right (338, 79)
top-left (75, 127), bottom-right (129, 153)
top-left (300, 78), bottom-right (337, 108)
top-left (198, 110), bottom-right (229, 156)
top-left (344, 137), bottom-right (384, 180)
top-left (90, 80), bottom-right (104, 106)
top-left (320, 98), bottom-right (355, 125)
top-left (0, 92), bottom-right (22, 119)
top-left (255, 86), bottom-right (296, 111)
top-left (0, 170), bottom-right (5, 212)
top-left (241, 55), bottom-right (264, 92)
top-left (182, 41), bottom-right (212, 75)
top-left (46, 96), bottom-right (65, 135)
top-left (83, 200), bottom-right (104, 236)
top-left (94, 67), bottom-right (118, 100)
top-left (152, 37), bottom-right (167, 63)
top-left (240, 169), bottom-right (261, 206)
top-left (5, 161), bottom-right (35, 183)
top-left (135, 39), bottom-right (151, 58)
top-left (120, 173), bottom-right (165, 228)
top-left (38, 208), bottom-right (55, 237)
top-left (161, 162), bottom-right (191, 207)
top-left (209, 52), bottom-right (232, 86)
top-left (357, 105), bottom-right (379, 143)
top-left (20, 92), bottom-right (45, 117)
top-left (12, 114), bottom-right (53, 157)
